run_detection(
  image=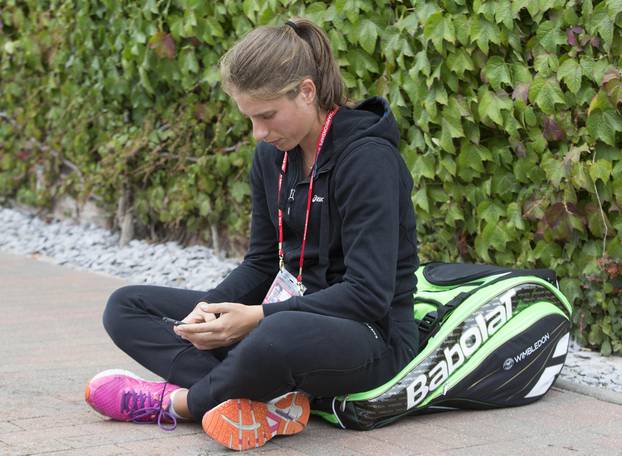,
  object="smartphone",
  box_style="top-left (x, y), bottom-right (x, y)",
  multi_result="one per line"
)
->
top-left (162, 316), bottom-right (187, 326)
